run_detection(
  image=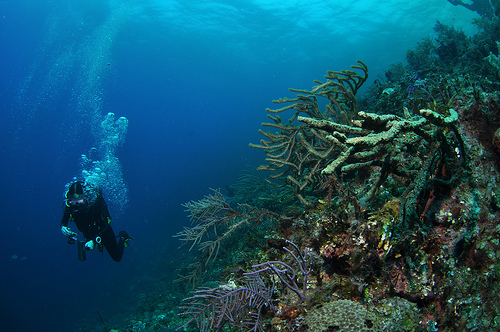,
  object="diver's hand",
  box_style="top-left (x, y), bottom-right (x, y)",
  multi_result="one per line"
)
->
top-left (61, 226), bottom-right (77, 238)
top-left (84, 240), bottom-right (95, 251)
